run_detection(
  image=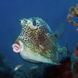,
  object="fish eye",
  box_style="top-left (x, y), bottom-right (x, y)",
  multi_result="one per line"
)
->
top-left (33, 20), bottom-right (36, 26)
